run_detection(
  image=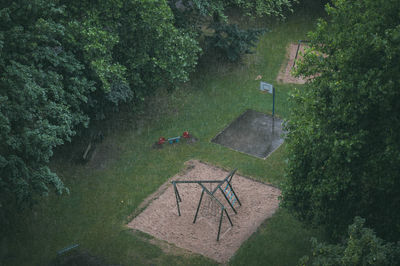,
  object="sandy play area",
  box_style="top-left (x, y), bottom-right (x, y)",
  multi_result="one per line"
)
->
top-left (128, 160), bottom-right (281, 263)
top-left (277, 42), bottom-right (310, 84)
